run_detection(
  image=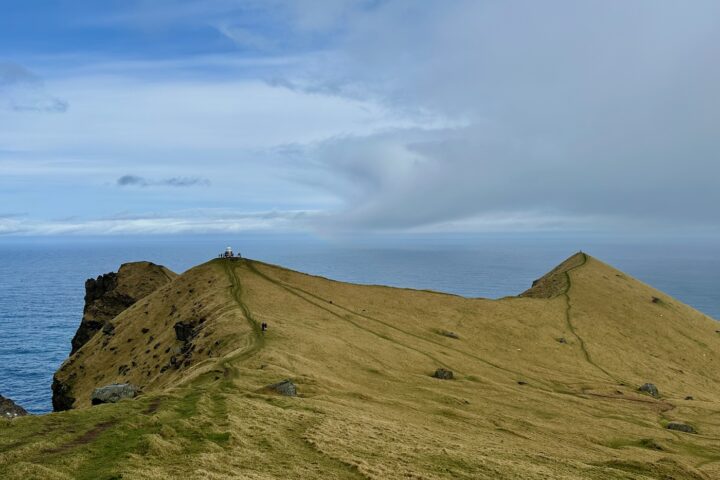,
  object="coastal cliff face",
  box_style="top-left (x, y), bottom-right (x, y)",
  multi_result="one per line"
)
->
top-left (52, 261), bottom-right (177, 411)
top-left (71, 262), bottom-right (177, 354)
